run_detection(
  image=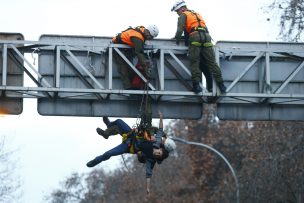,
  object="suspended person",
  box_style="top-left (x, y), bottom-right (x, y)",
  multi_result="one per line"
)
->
top-left (171, 0), bottom-right (227, 94)
top-left (87, 112), bottom-right (176, 195)
top-left (111, 24), bottom-right (159, 90)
